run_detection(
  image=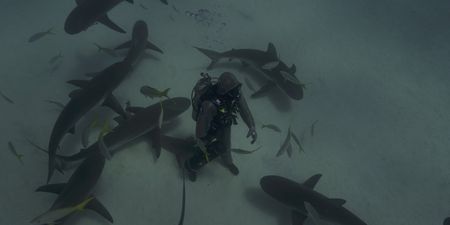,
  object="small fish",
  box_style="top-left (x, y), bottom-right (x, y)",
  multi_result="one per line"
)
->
top-left (94, 43), bottom-right (118, 57)
top-left (261, 61), bottom-right (280, 70)
top-left (8, 141), bottom-right (23, 164)
top-left (139, 3), bottom-right (148, 10)
top-left (231, 146), bottom-right (261, 154)
top-left (172, 5), bottom-right (180, 13)
top-left (140, 86), bottom-right (170, 99)
top-left (290, 131), bottom-right (304, 153)
top-left (244, 77), bottom-right (255, 92)
top-left (28, 27), bottom-right (55, 43)
top-left (30, 197), bottom-right (94, 225)
top-left (261, 124), bottom-right (282, 133)
top-left (311, 120), bottom-right (319, 137)
top-left (0, 90), bottom-right (14, 104)
top-left (45, 100), bottom-right (65, 109)
top-left (276, 128), bottom-right (291, 157)
top-left (48, 51), bottom-right (63, 64)
top-left (280, 71), bottom-right (300, 84)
